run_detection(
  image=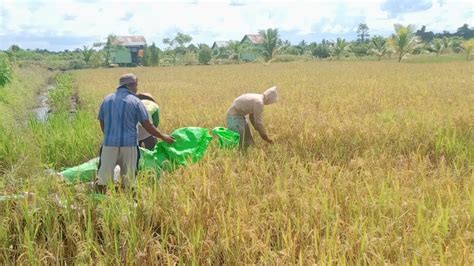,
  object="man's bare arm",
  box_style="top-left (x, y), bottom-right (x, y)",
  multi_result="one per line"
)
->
top-left (141, 120), bottom-right (175, 144)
